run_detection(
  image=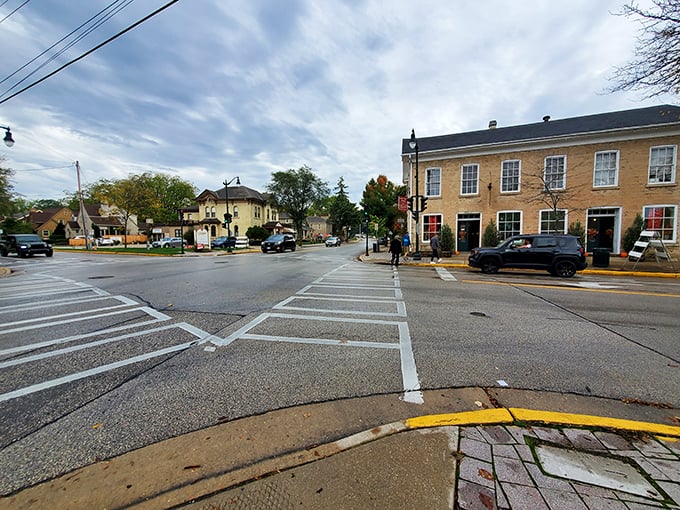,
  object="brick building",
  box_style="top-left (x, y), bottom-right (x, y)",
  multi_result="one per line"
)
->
top-left (401, 105), bottom-right (680, 256)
